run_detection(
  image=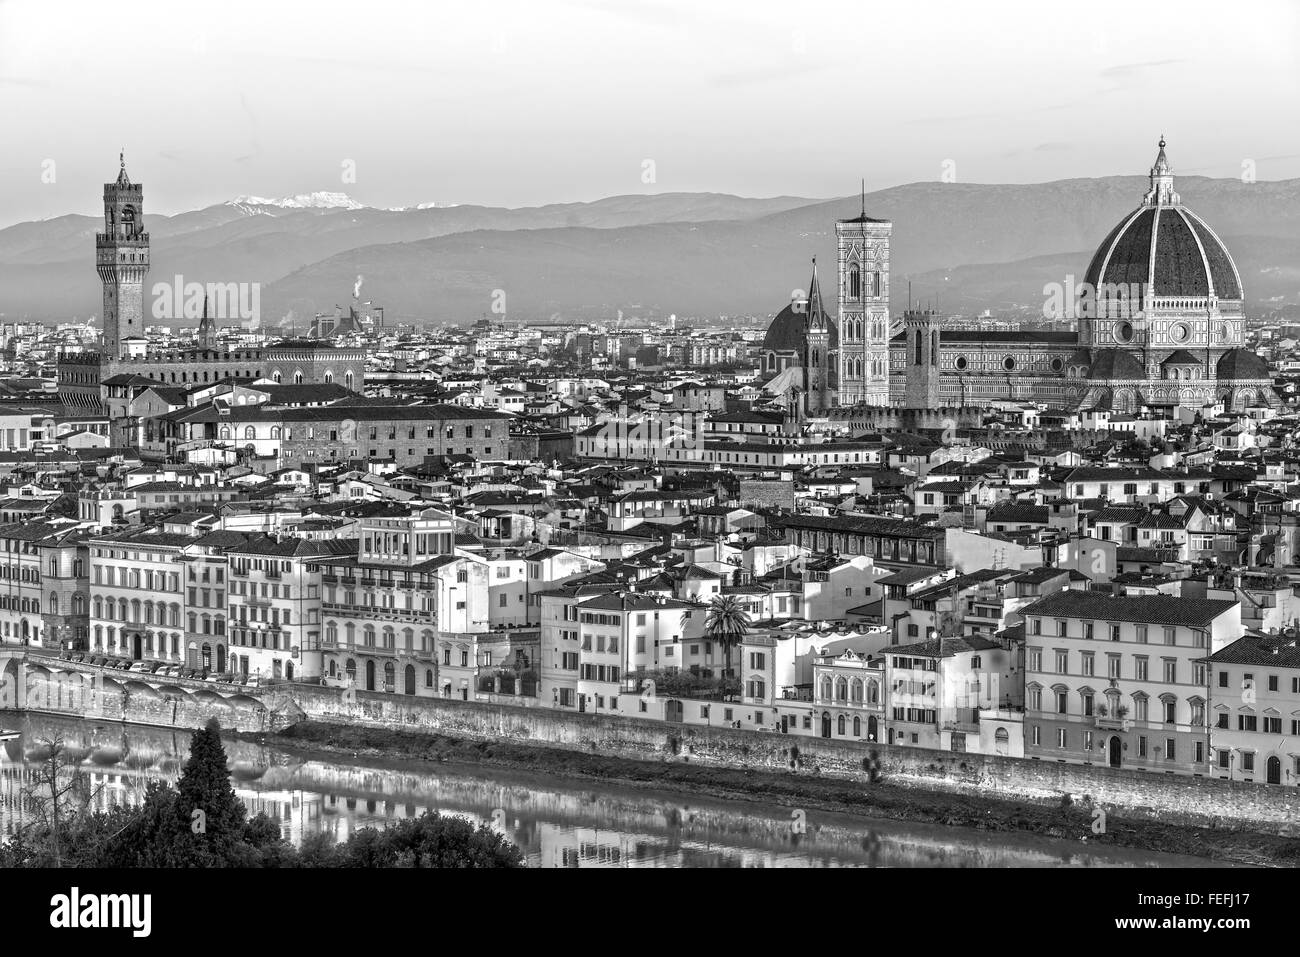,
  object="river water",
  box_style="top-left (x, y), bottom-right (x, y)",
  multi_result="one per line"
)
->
top-left (0, 713), bottom-right (1227, 868)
